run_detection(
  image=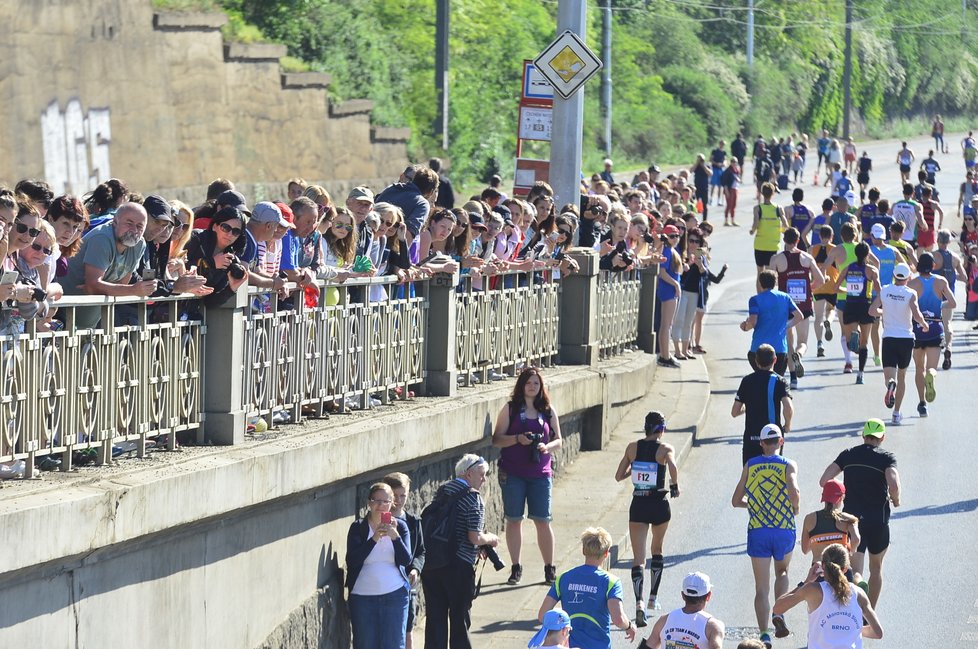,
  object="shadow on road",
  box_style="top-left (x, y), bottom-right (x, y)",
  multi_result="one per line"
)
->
top-left (891, 498), bottom-right (978, 520)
